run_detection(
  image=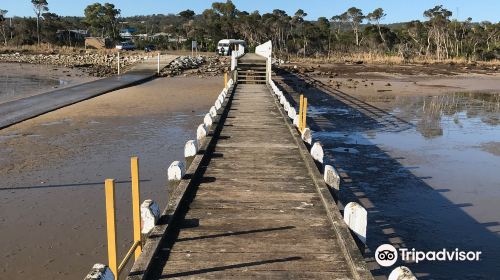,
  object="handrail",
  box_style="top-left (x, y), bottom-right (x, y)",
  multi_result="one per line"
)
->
top-left (103, 157), bottom-right (143, 280)
top-left (118, 240), bottom-right (142, 274)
